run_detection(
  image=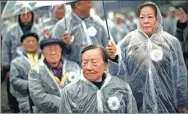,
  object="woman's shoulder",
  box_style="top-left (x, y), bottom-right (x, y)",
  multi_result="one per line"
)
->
top-left (118, 30), bottom-right (138, 49)
top-left (161, 31), bottom-right (180, 44)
